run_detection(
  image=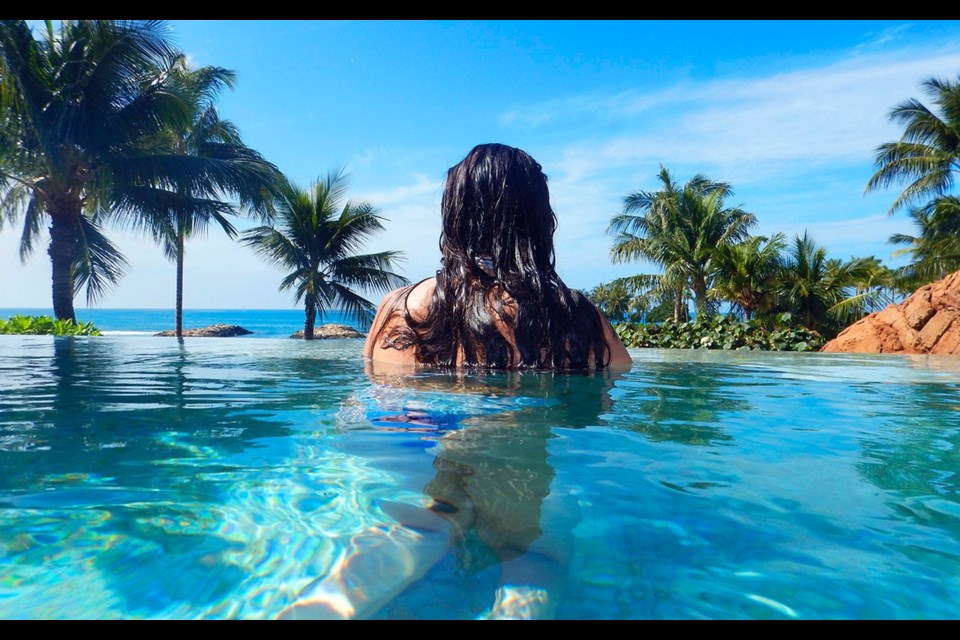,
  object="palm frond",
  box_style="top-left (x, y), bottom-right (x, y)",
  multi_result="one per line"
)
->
top-left (242, 225), bottom-right (306, 271)
top-left (867, 76), bottom-right (960, 213)
top-left (73, 214), bottom-right (129, 304)
top-left (325, 281), bottom-right (377, 329)
top-left (18, 194), bottom-right (45, 261)
top-left (328, 251), bottom-right (409, 293)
